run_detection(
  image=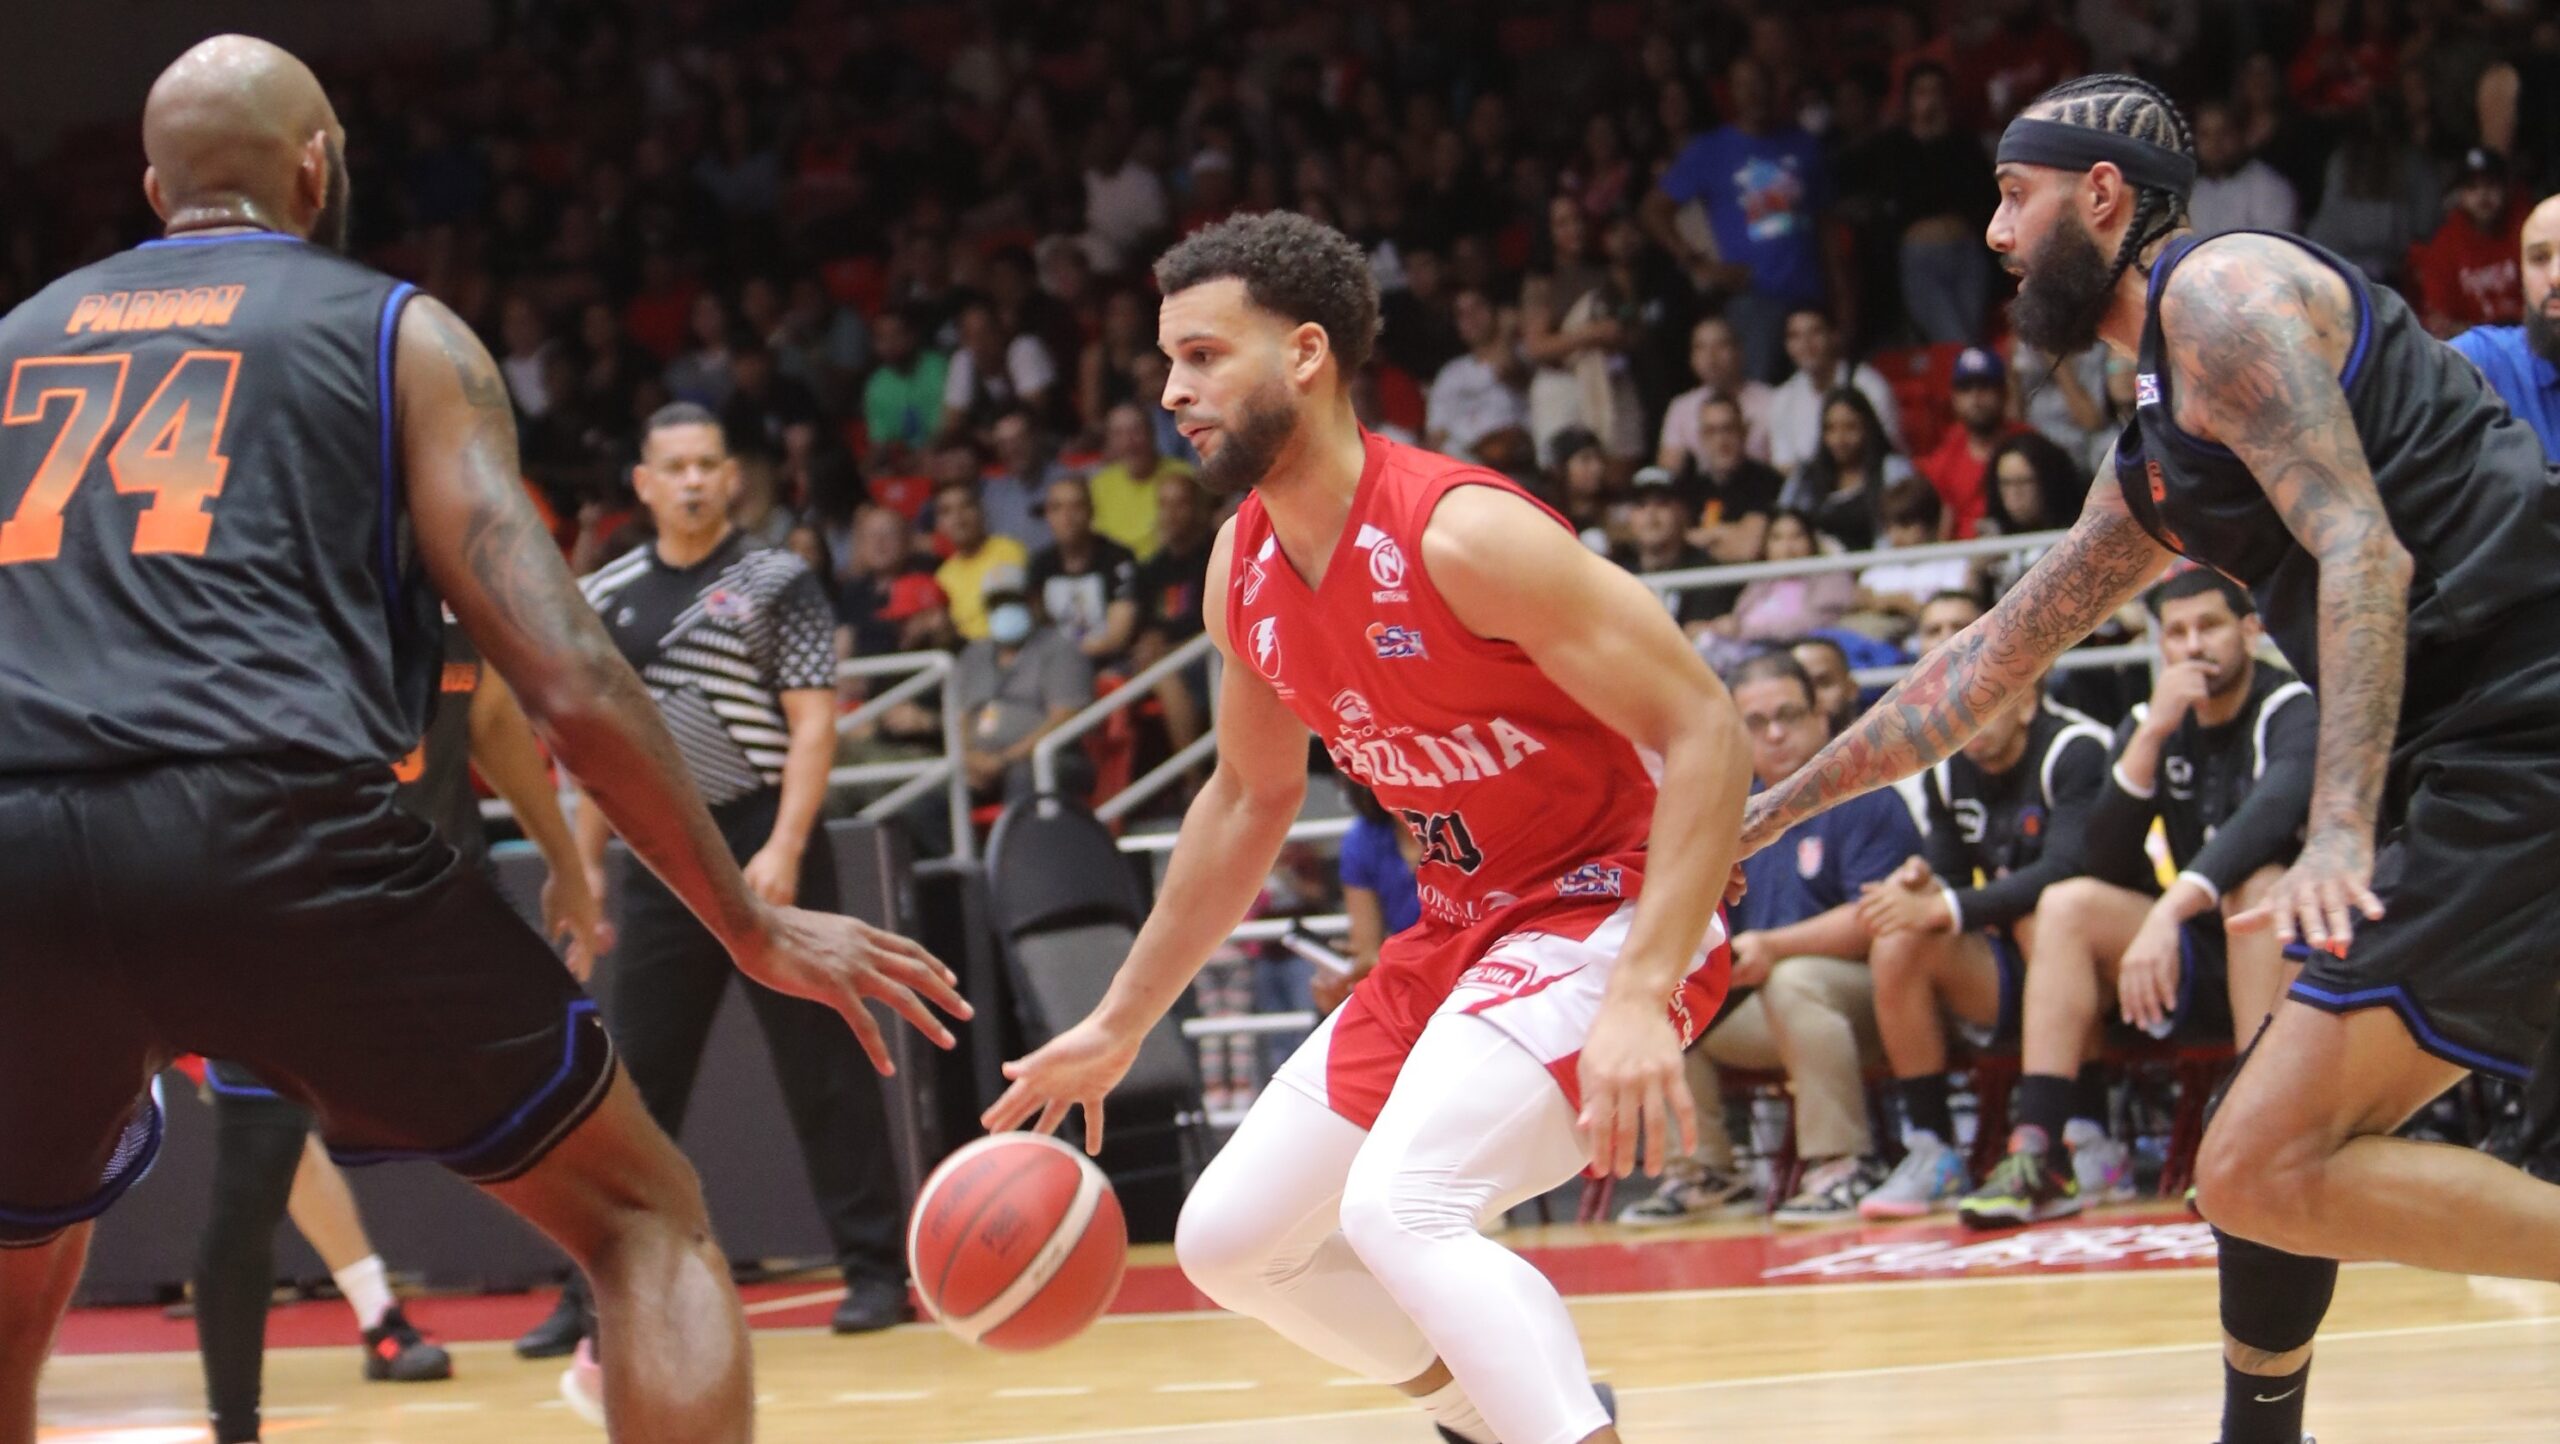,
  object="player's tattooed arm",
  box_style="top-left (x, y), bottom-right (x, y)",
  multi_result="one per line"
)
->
top-left (398, 294), bottom-right (761, 952)
top-left (2160, 235), bottom-right (2409, 947)
top-left (1737, 462), bottom-right (2166, 855)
